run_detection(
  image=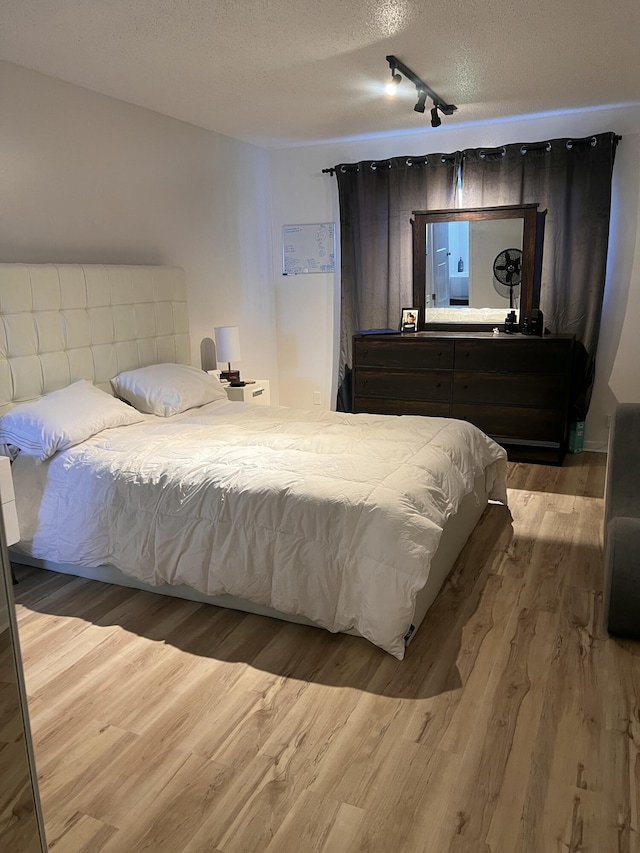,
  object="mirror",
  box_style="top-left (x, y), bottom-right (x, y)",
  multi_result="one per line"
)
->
top-left (0, 514), bottom-right (47, 851)
top-left (412, 204), bottom-right (544, 328)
